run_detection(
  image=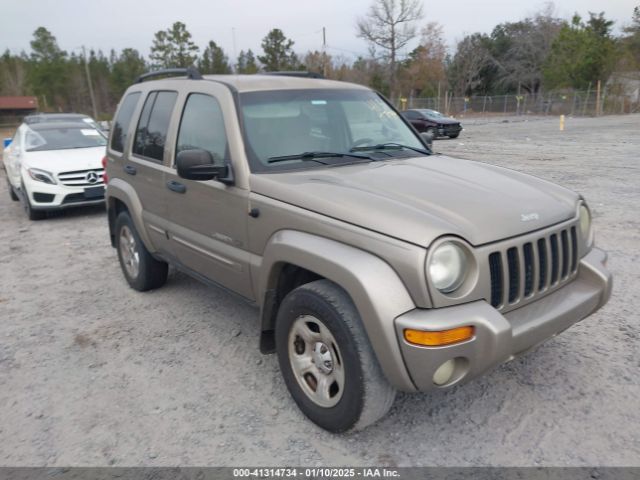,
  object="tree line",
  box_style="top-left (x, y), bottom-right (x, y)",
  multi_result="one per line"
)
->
top-left (1, 1), bottom-right (638, 119)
